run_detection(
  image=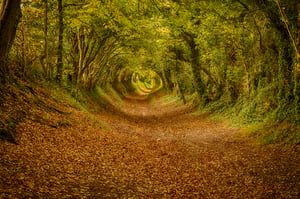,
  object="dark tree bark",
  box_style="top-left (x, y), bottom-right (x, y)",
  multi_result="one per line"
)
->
top-left (0, 0), bottom-right (21, 83)
top-left (56, 0), bottom-right (63, 83)
top-left (44, 0), bottom-right (50, 80)
top-left (181, 31), bottom-right (206, 100)
top-left (254, 0), bottom-right (298, 120)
